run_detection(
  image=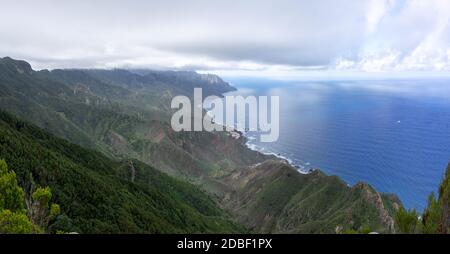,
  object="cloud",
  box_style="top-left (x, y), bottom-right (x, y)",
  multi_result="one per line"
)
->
top-left (365, 0), bottom-right (395, 34)
top-left (335, 0), bottom-right (450, 72)
top-left (0, 0), bottom-right (449, 74)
